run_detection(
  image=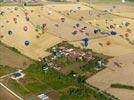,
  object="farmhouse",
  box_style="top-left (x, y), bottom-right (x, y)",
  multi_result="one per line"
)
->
top-left (61, 48), bottom-right (92, 61)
